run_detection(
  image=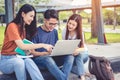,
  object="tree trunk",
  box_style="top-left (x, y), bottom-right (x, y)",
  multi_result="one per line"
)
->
top-left (91, 0), bottom-right (97, 38)
top-left (113, 7), bottom-right (117, 30)
top-left (5, 0), bottom-right (14, 23)
top-left (91, 0), bottom-right (106, 44)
